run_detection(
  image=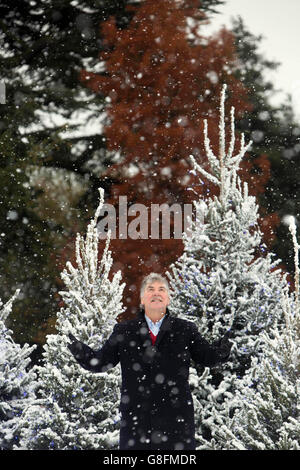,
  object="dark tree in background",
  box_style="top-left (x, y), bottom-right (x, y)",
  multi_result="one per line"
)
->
top-left (0, 0), bottom-right (135, 345)
top-left (231, 17), bottom-right (300, 277)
